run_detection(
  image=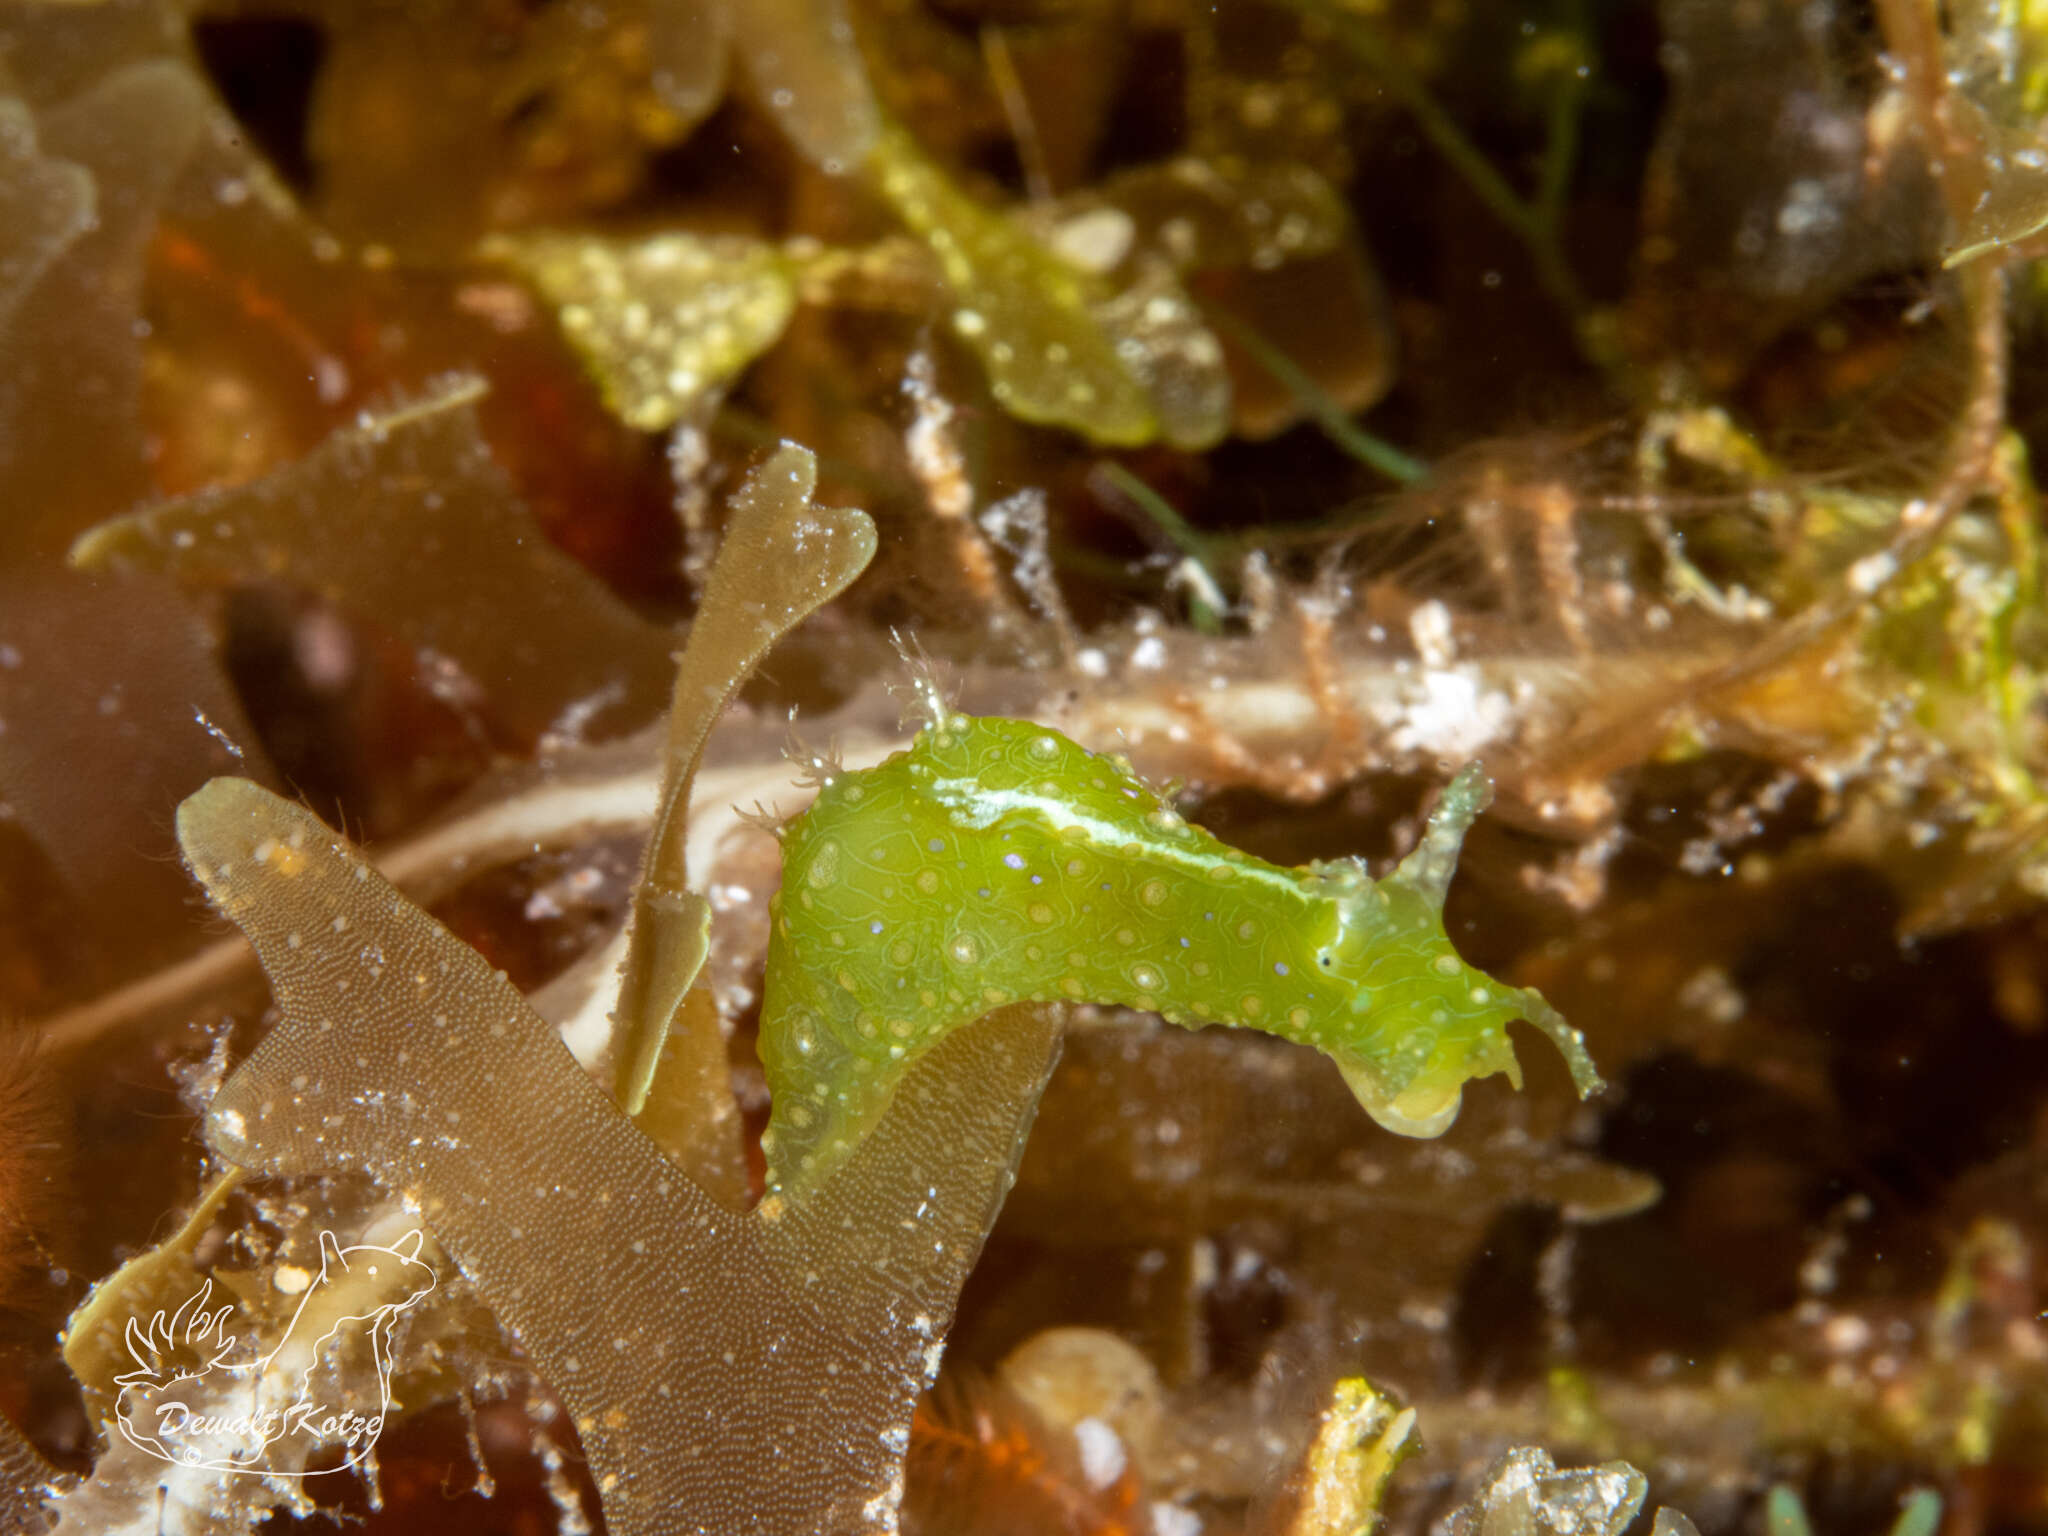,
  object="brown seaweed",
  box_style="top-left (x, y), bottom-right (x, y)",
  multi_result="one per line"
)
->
top-left (71, 375), bottom-right (675, 747)
top-left (181, 777), bottom-right (1059, 1535)
top-left (613, 442), bottom-right (873, 1197)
